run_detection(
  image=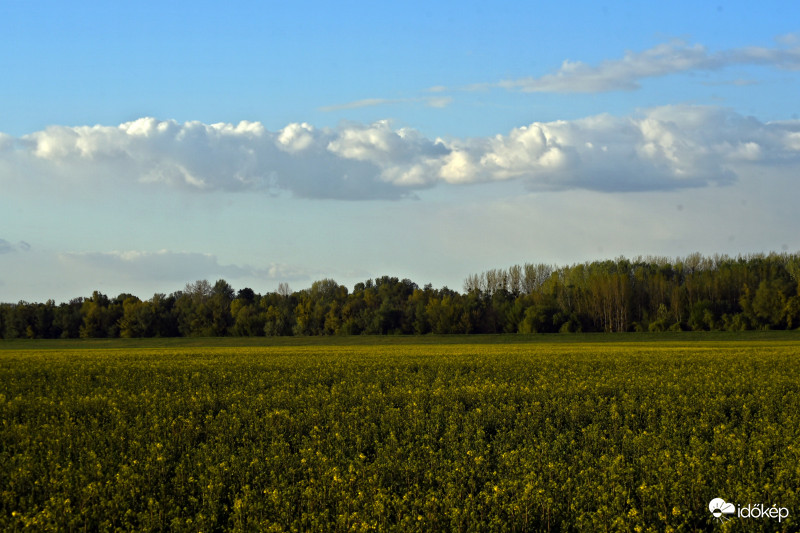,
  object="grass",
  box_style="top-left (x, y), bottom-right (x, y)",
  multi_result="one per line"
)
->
top-left (2, 329), bottom-right (800, 351)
